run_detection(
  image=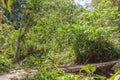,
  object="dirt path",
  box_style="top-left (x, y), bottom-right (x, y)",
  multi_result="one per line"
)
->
top-left (0, 60), bottom-right (118, 80)
top-left (0, 69), bottom-right (37, 80)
